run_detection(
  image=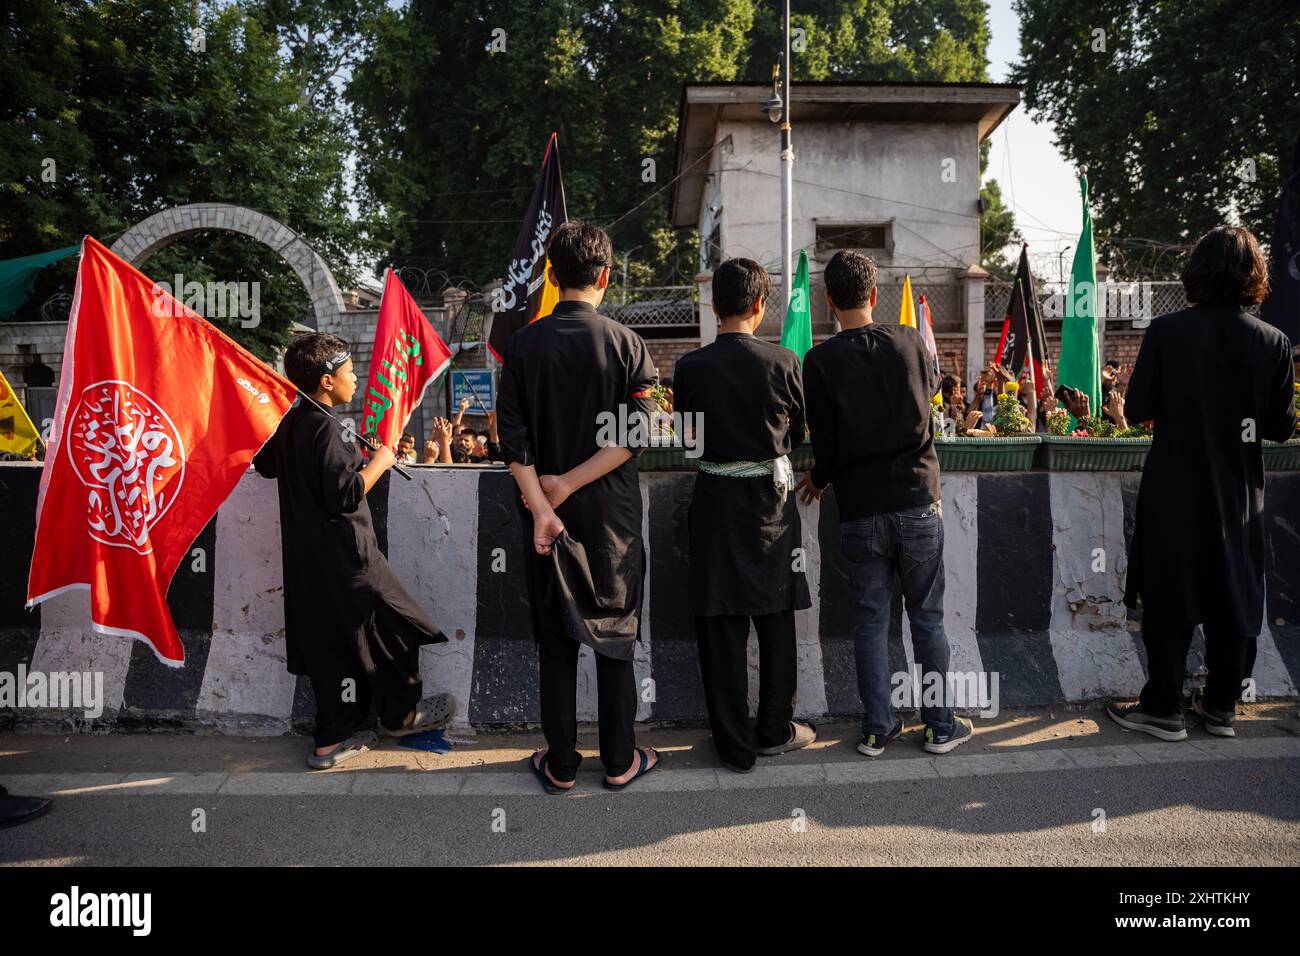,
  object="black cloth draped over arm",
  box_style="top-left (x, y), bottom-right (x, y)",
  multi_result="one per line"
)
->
top-left (497, 299), bottom-right (656, 660)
